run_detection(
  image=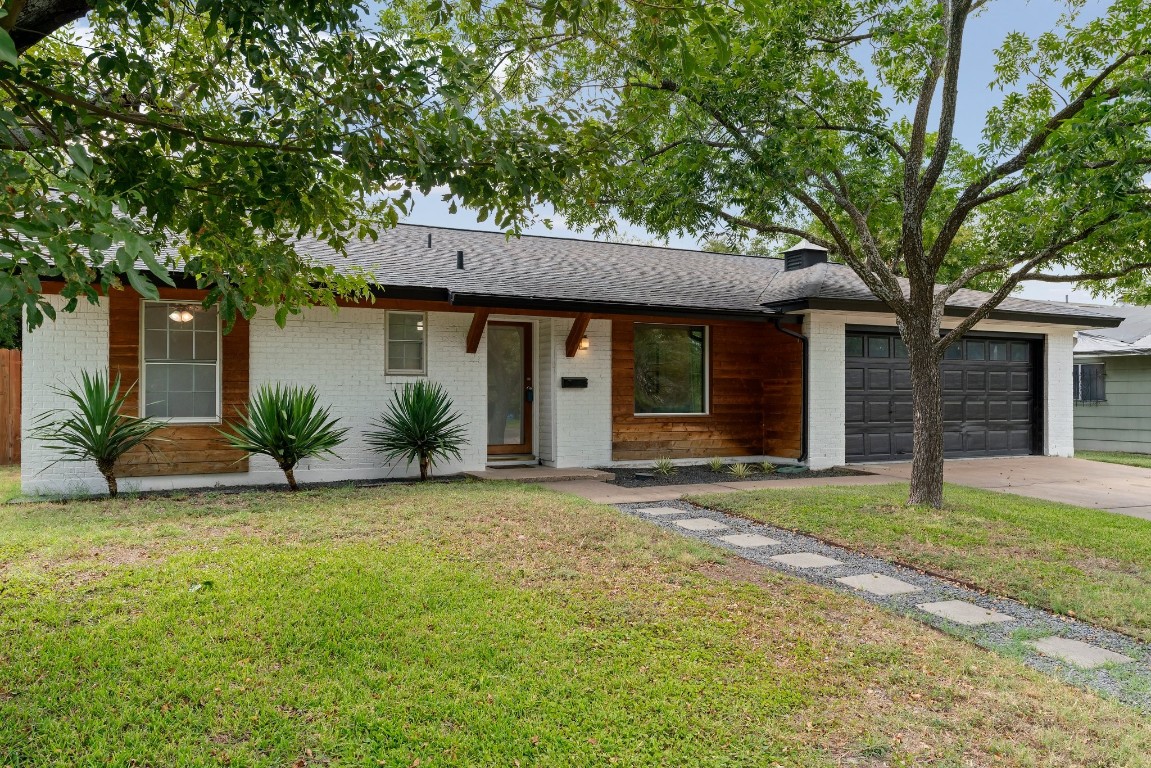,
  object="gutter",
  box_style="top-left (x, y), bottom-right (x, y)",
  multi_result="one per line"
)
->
top-left (772, 318), bottom-right (808, 465)
top-left (762, 297), bottom-right (1124, 329)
